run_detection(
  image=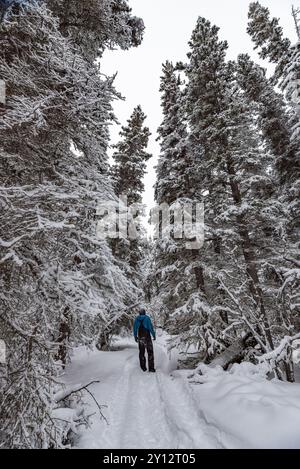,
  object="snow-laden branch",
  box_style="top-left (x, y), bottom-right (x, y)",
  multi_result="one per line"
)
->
top-left (259, 333), bottom-right (300, 364)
